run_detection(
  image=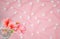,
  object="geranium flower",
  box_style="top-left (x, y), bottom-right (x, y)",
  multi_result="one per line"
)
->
top-left (3, 18), bottom-right (26, 34)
